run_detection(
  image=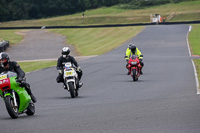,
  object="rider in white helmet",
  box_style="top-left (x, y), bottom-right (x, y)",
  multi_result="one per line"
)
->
top-left (56, 47), bottom-right (83, 88)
